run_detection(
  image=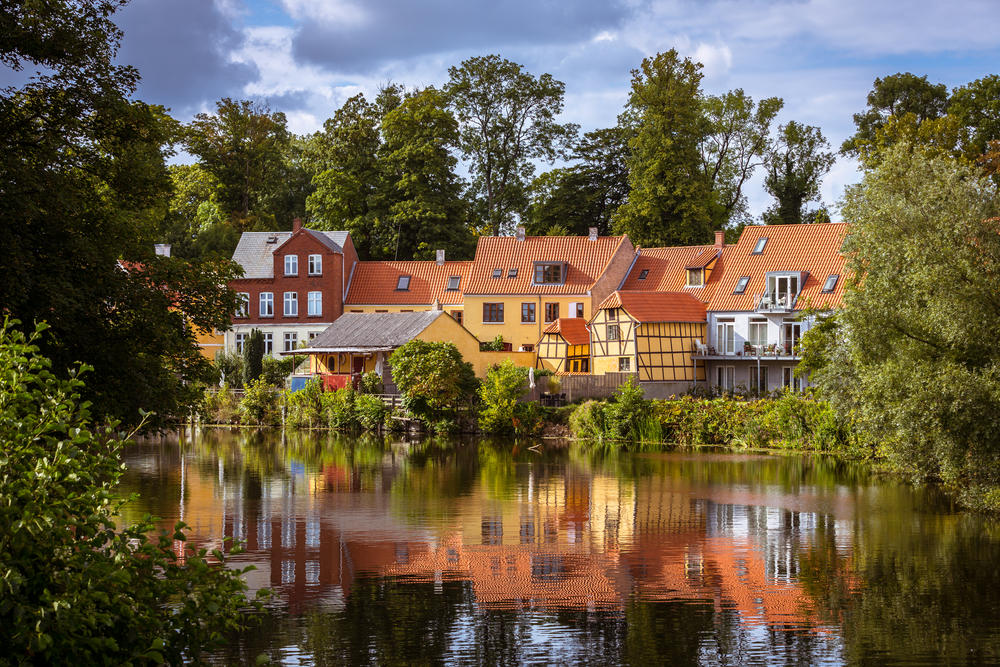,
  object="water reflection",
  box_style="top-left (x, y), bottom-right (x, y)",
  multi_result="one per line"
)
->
top-left (120, 430), bottom-right (1000, 665)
